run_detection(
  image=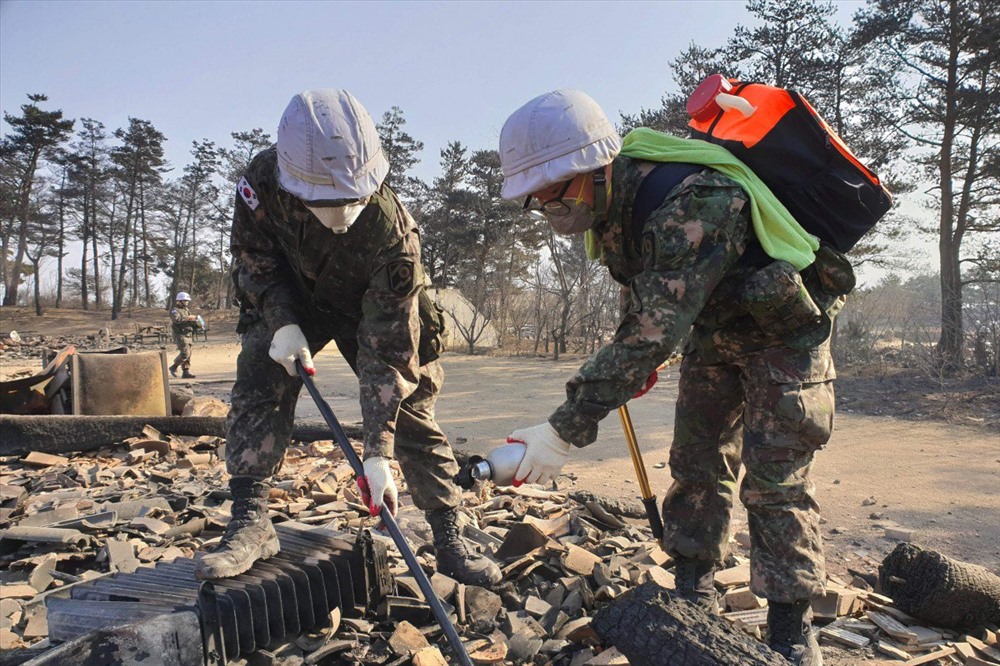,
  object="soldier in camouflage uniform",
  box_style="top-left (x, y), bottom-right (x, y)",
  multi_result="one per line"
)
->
top-left (195, 89), bottom-right (501, 588)
top-left (169, 292), bottom-right (198, 379)
top-left (499, 90), bottom-right (851, 666)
